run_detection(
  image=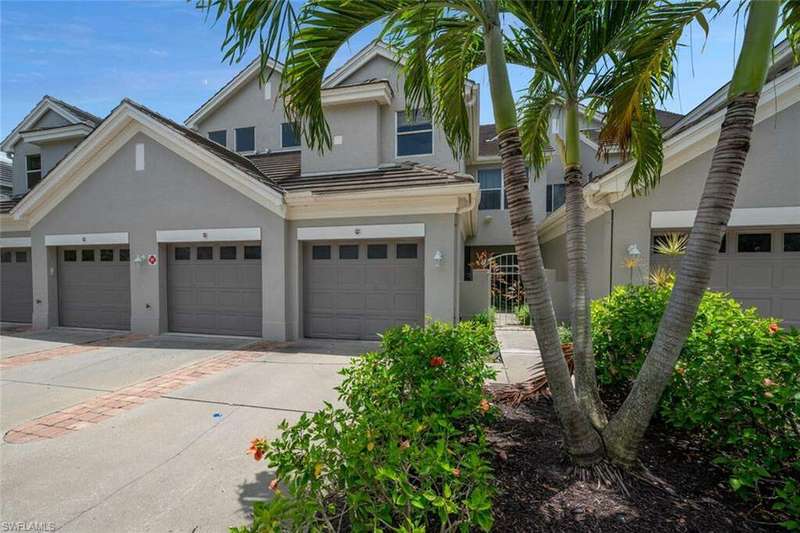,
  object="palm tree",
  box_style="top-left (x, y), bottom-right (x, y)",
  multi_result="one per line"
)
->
top-left (602, 0), bottom-right (785, 464)
top-left (505, 1), bottom-right (712, 428)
